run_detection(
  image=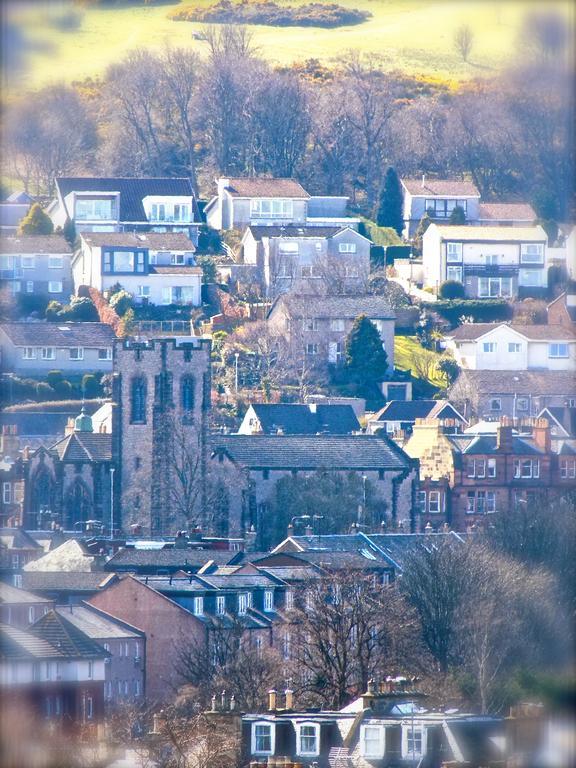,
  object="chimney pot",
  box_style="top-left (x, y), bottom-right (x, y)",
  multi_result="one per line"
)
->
top-left (268, 688), bottom-right (277, 711)
top-left (421, 173), bottom-right (426, 188)
top-left (285, 688), bottom-right (294, 710)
